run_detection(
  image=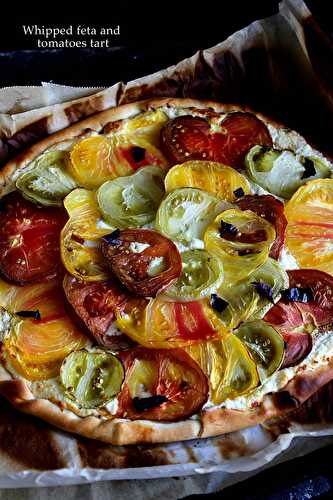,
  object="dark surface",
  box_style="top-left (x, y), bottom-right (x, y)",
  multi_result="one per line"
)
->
top-left (1, 1), bottom-right (333, 499)
top-left (0, 2), bottom-right (281, 87)
top-left (185, 443), bottom-right (333, 499)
